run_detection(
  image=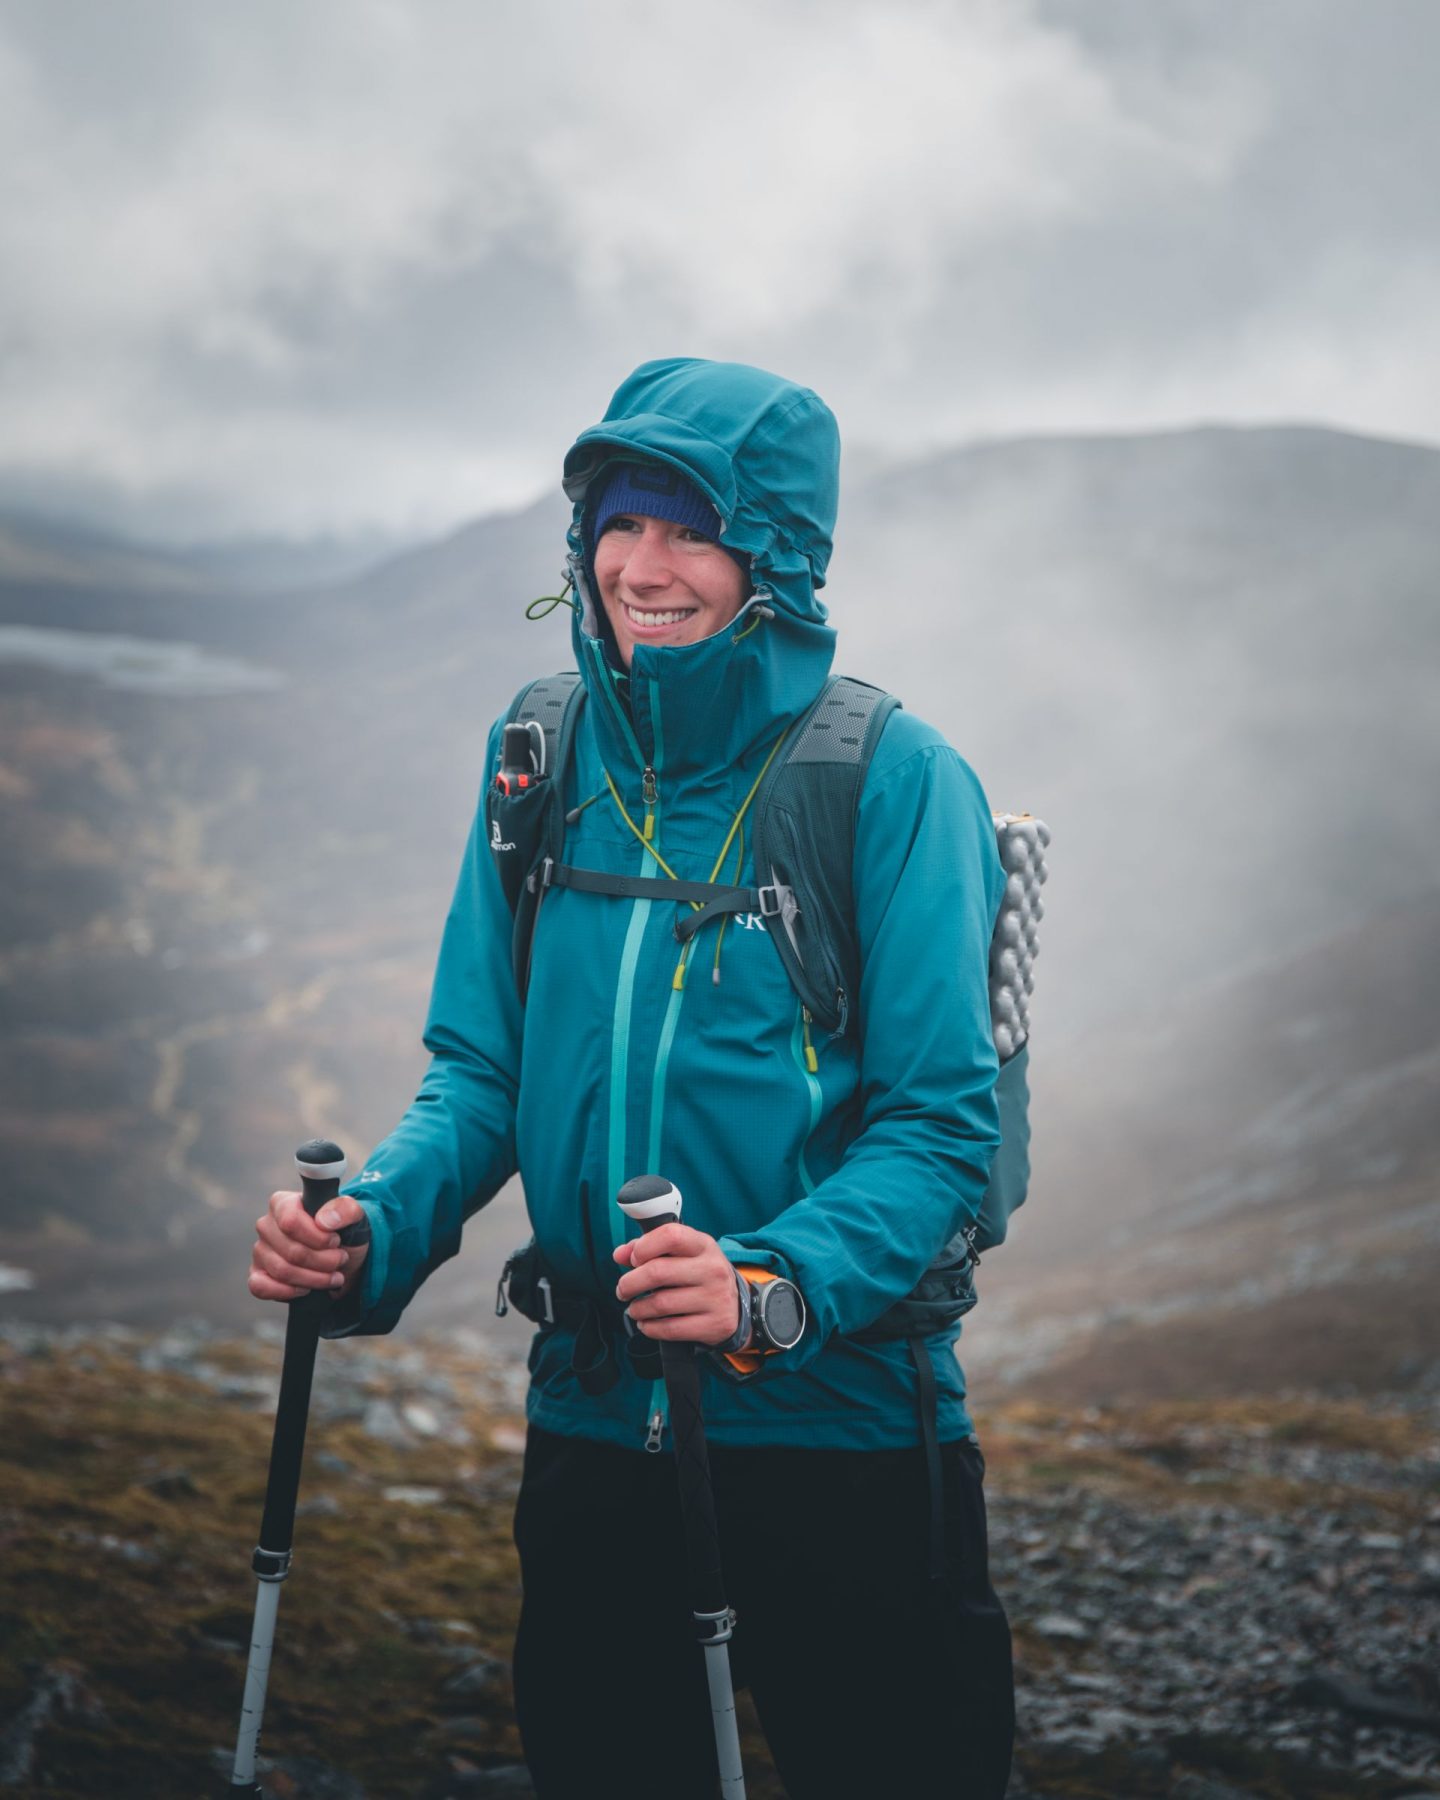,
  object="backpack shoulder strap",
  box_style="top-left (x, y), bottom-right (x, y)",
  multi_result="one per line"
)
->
top-left (751, 675), bottom-right (900, 1037)
top-left (486, 672), bottom-right (586, 999)
top-left (508, 670), bottom-right (585, 785)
